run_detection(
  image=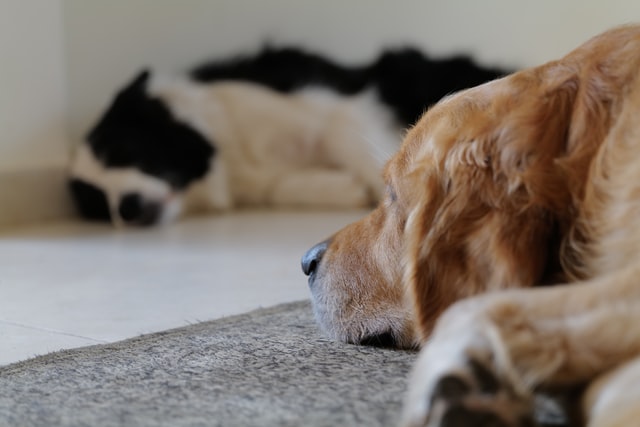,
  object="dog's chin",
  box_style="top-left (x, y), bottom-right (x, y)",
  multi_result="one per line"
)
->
top-left (355, 326), bottom-right (417, 350)
top-left (309, 295), bottom-right (416, 349)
